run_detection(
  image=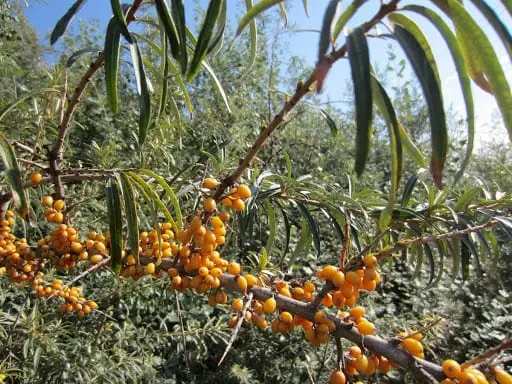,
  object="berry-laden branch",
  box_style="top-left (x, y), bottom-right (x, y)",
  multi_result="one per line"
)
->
top-left (213, 0), bottom-right (401, 201)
